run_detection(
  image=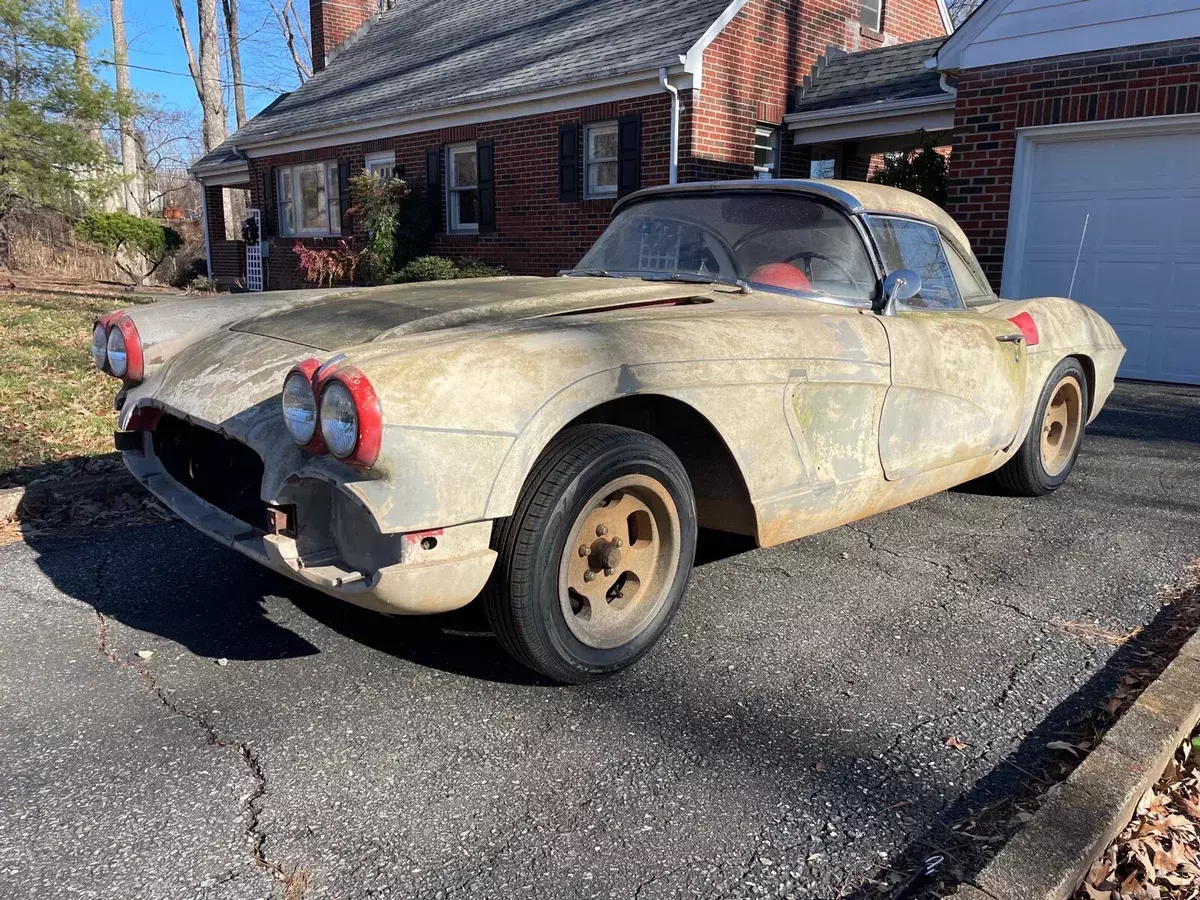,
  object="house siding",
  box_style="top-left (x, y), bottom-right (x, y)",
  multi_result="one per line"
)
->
top-left (945, 37), bottom-right (1200, 289)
